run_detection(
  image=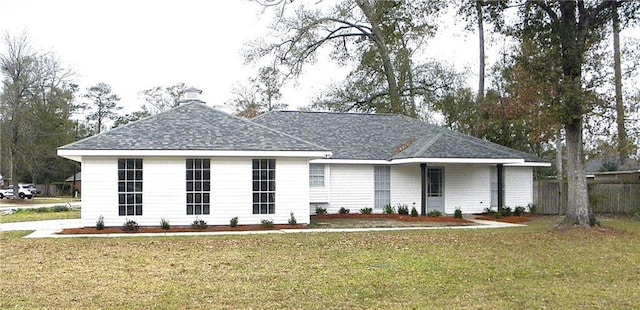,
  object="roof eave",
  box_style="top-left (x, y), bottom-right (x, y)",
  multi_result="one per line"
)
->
top-left (57, 149), bottom-right (332, 162)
